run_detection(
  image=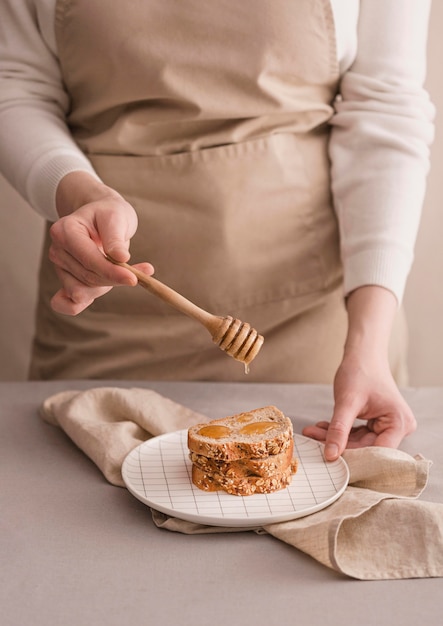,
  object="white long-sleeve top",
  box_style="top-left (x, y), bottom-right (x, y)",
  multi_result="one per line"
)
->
top-left (0, 0), bottom-right (435, 303)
